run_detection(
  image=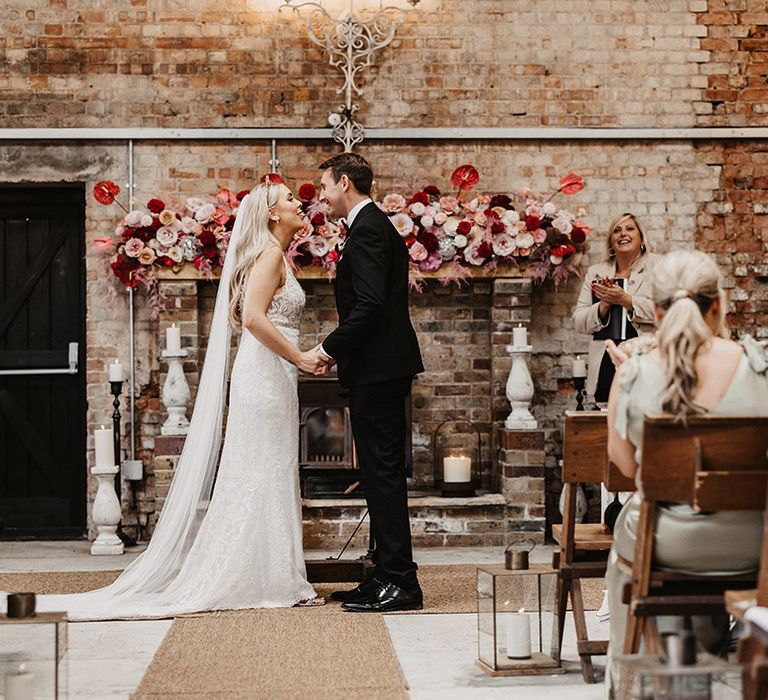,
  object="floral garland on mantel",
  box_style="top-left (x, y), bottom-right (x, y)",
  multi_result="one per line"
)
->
top-left (93, 166), bottom-right (589, 315)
